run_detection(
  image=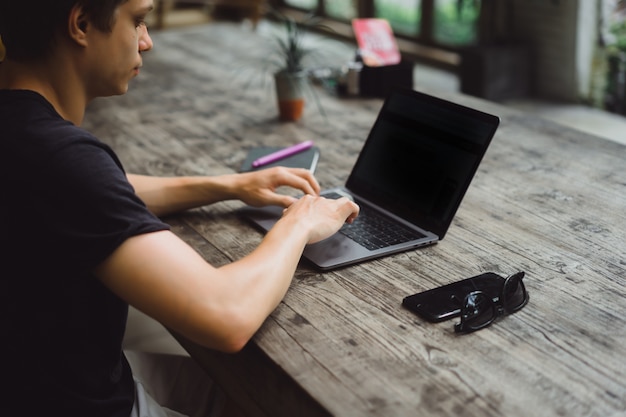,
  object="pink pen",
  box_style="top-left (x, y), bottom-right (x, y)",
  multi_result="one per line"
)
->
top-left (252, 140), bottom-right (314, 168)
